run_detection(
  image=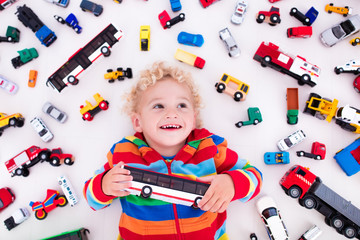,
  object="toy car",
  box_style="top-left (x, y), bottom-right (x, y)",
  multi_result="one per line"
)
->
top-left (48, 148), bottom-right (74, 166)
top-left (334, 59), bottom-right (360, 74)
top-left (0, 26), bottom-right (20, 43)
top-left (264, 152), bottom-right (290, 165)
top-left (325, 3), bottom-right (352, 17)
top-left (0, 75), bottom-right (18, 94)
top-left (140, 25), bottom-right (150, 51)
top-left (256, 196), bottom-right (289, 240)
top-left (4, 207), bottom-right (30, 230)
top-left (249, 233), bottom-right (258, 240)
top-left (42, 102), bottom-right (67, 123)
top-left (289, 7), bottom-right (319, 26)
top-left (177, 32), bottom-right (204, 47)
top-left (219, 28), bottom-right (240, 57)
top-left (287, 26), bottom-right (312, 38)
top-left (28, 70), bottom-right (37, 88)
top-left (158, 10), bottom-right (185, 29)
top-left (215, 73), bottom-right (249, 101)
top-left (354, 76), bottom-right (360, 93)
top-left (104, 68), bottom-right (133, 83)
top-left (299, 225), bottom-right (322, 240)
top-left (320, 14), bottom-right (360, 47)
top-left (44, 0), bottom-right (69, 7)
top-left (334, 137), bottom-right (360, 176)
top-left (0, 112), bottom-right (24, 136)
top-left (0, 188), bottom-right (15, 212)
top-left (58, 175), bottom-right (79, 207)
top-left (54, 13), bottom-right (82, 34)
top-left (30, 117), bottom-right (54, 142)
top-left (199, 0), bottom-right (221, 8)
top-left (174, 49), bottom-right (205, 69)
top-left (170, 0), bottom-right (181, 12)
top-left (350, 37), bottom-right (360, 46)
top-left (29, 189), bottom-right (67, 220)
top-left (235, 107), bottom-right (262, 127)
top-left (296, 142), bottom-right (326, 160)
top-left (80, 0), bottom-right (102, 16)
top-left (277, 129), bottom-right (306, 151)
top-left (256, 6), bottom-right (281, 26)
top-left (80, 93), bottom-right (109, 121)
top-left (231, 0), bottom-right (248, 25)
top-left (11, 48), bottom-right (38, 69)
